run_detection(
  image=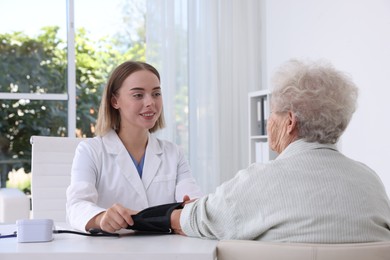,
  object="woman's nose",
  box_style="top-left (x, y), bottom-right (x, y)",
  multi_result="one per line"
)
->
top-left (144, 94), bottom-right (154, 106)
